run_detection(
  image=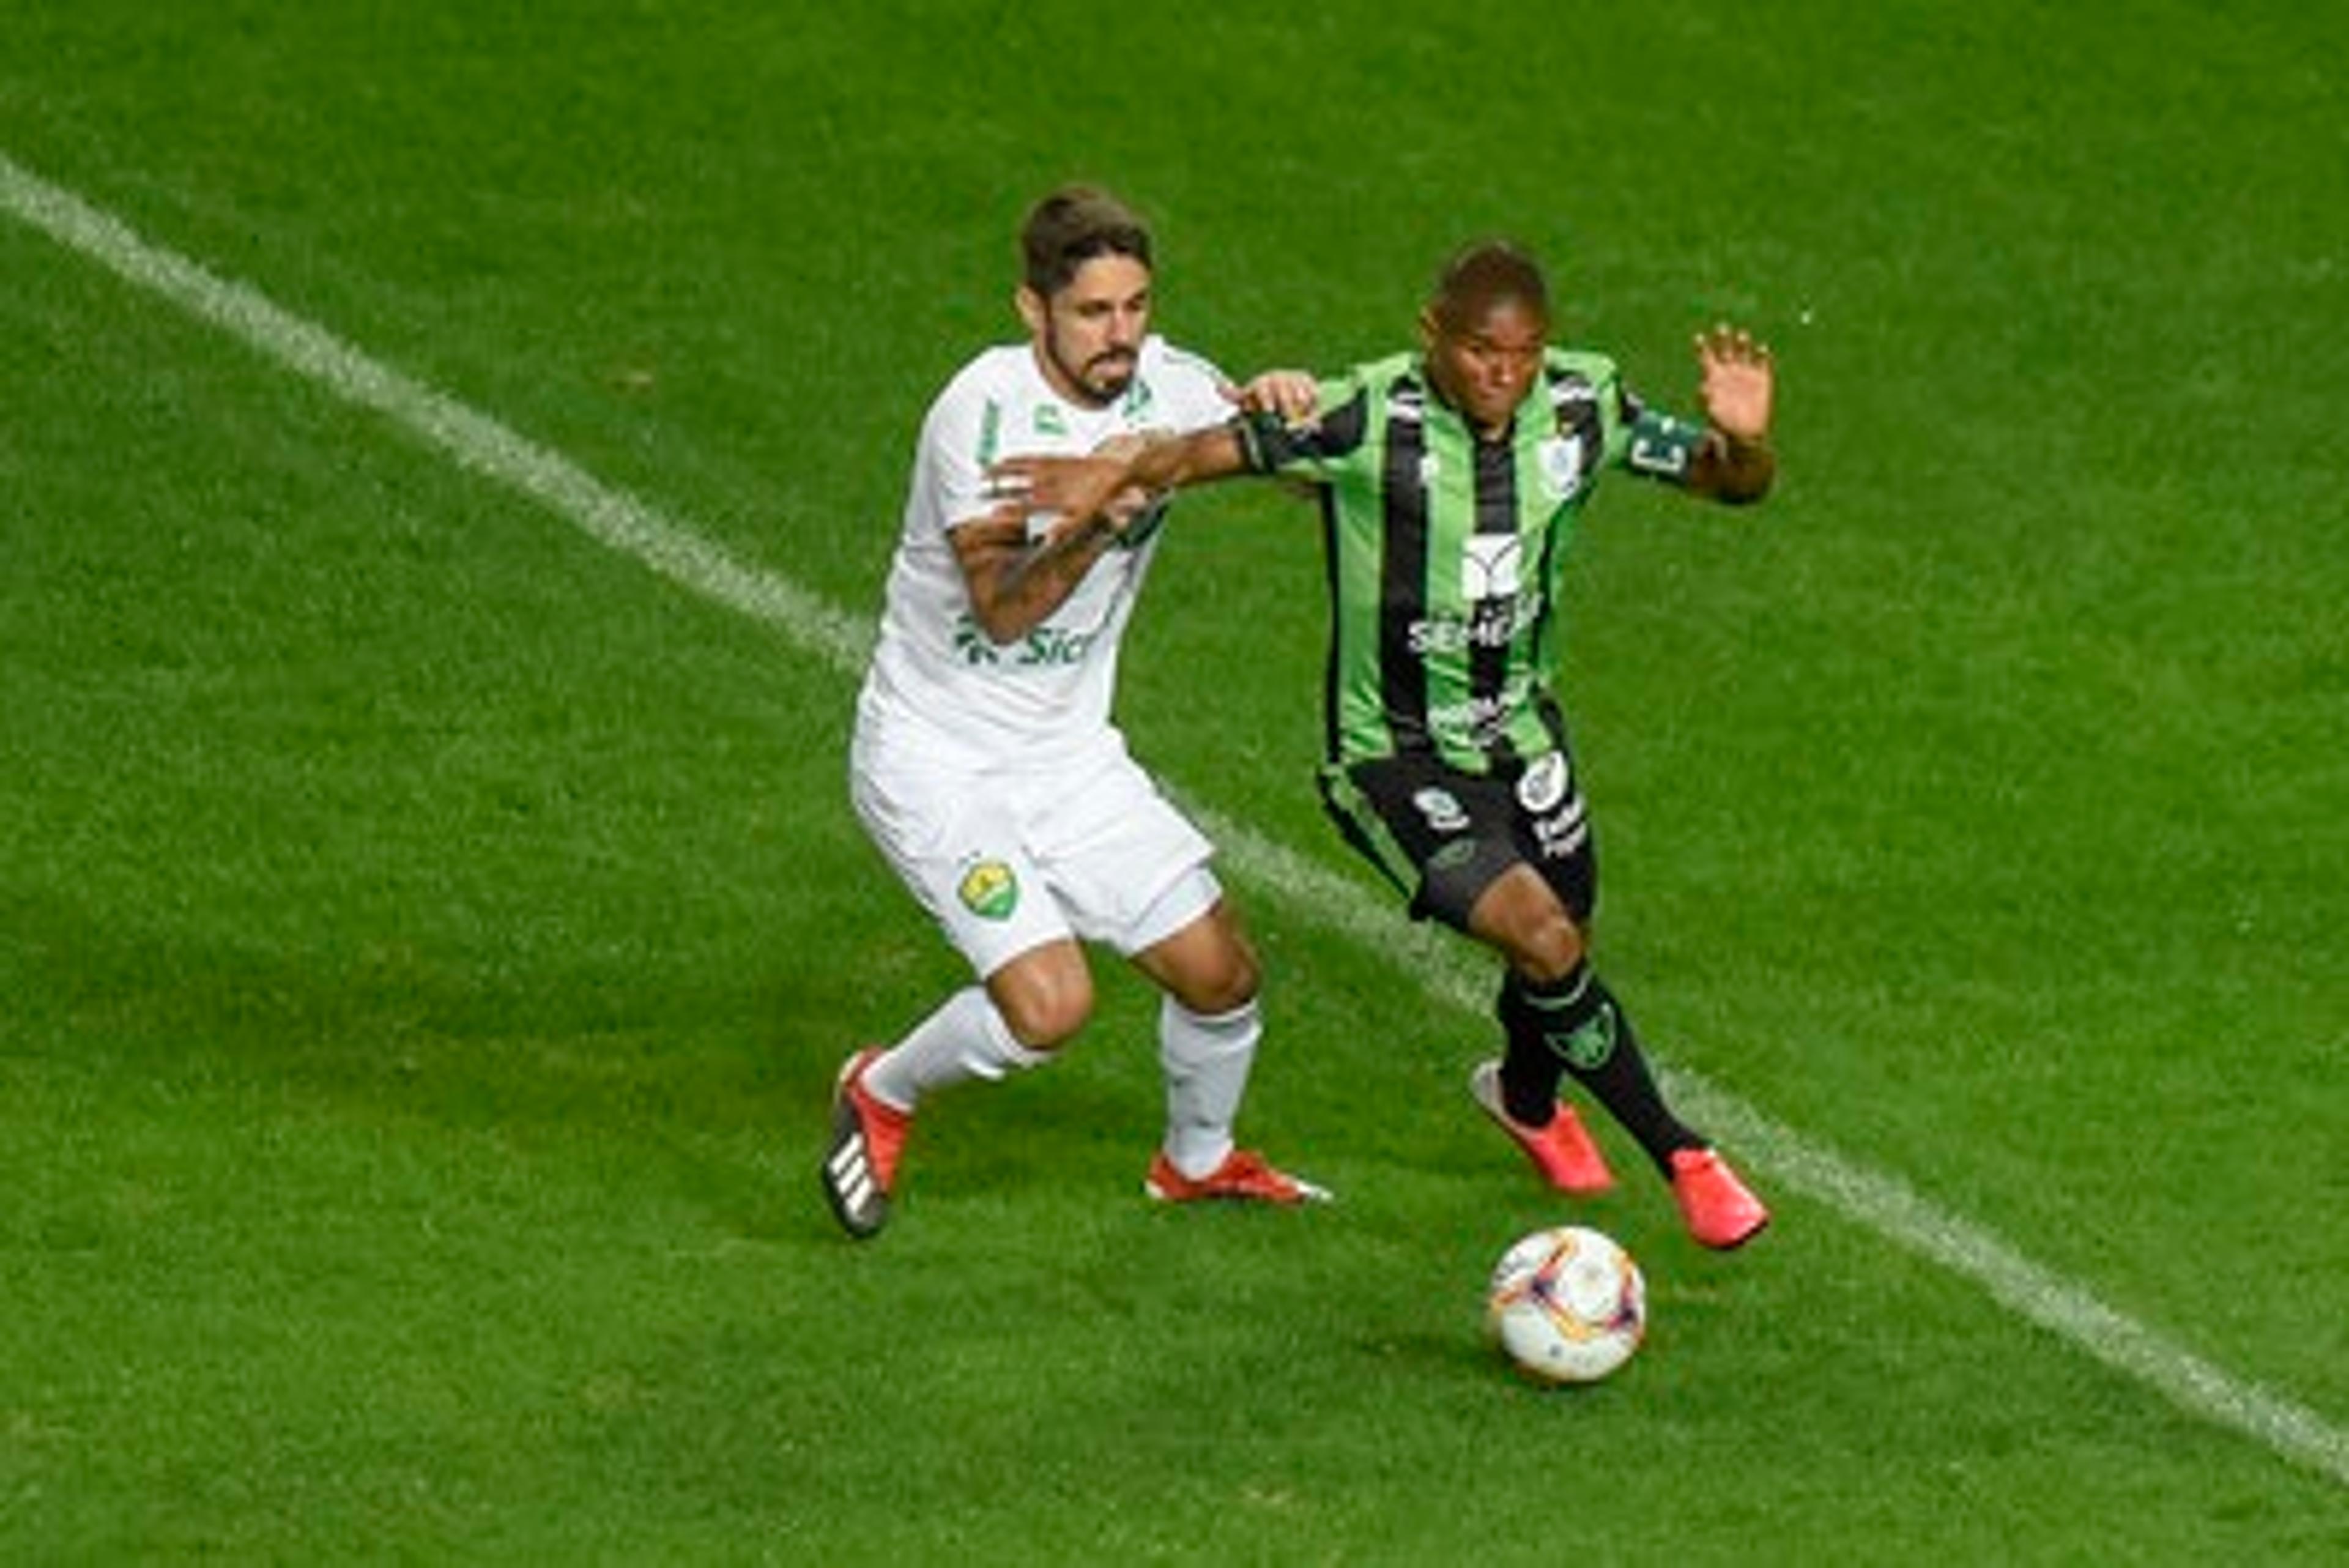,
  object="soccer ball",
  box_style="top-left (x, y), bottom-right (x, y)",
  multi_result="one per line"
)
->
top-left (1486, 1225), bottom-right (1647, 1384)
